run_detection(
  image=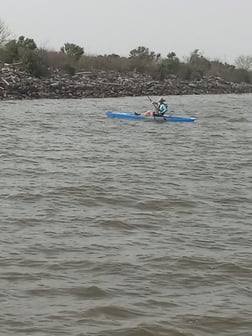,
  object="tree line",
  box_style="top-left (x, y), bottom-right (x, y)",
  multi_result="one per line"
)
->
top-left (0, 18), bottom-right (252, 83)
